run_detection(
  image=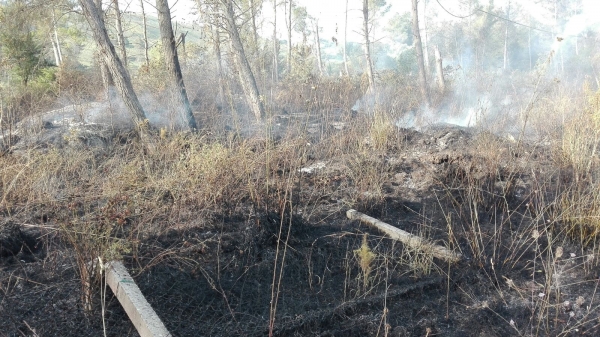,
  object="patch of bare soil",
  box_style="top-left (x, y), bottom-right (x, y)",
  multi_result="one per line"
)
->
top-left (1, 125), bottom-right (599, 337)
